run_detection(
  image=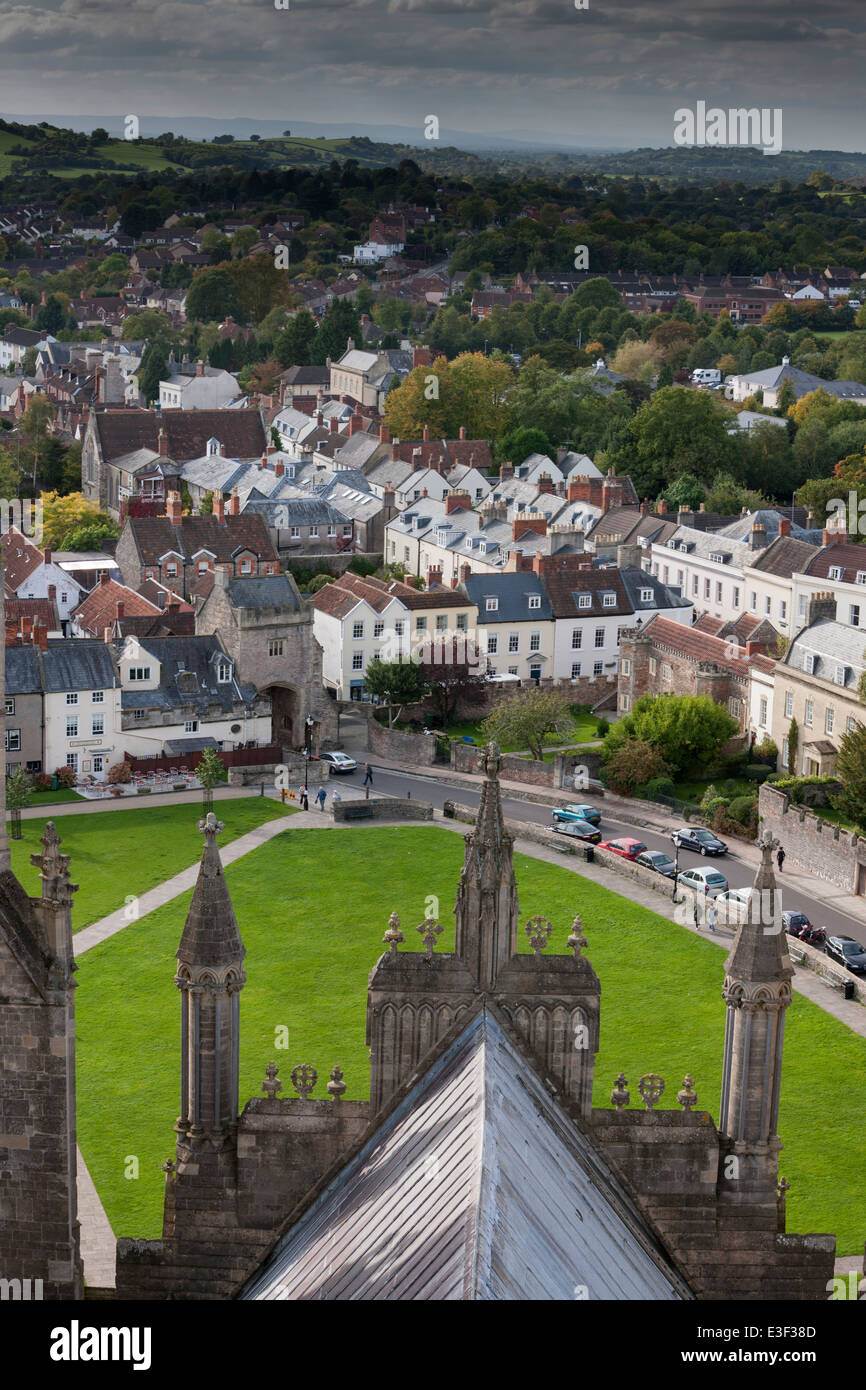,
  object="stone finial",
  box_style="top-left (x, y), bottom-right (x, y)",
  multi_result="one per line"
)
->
top-left (756, 828), bottom-right (779, 867)
top-left (416, 916), bottom-right (442, 960)
top-left (383, 911), bottom-right (405, 955)
top-left (31, 822), bottom-right (78, 902)
top-left (638, 1074), bottom-right (665, 1110)
top-left (611, 1072), bottom-right (630, 1110)
top-left (478, 740), bottom-right (501, 779)
top-left (566, 914), bottom-right (587, 959)
top-left (261, 1061), bottom-right (283, 1100)
top-left (327, 1064), bottom-right (347, 1101)
top-left (161, 1158), bottom-right (175, 1176)
top-left (524, 915), bottom-right (553, 956)
top-left (198, 811), bottom-right (225, 840)
top-left (677, 1074), bottom-right (697, 1111)
top-left (290, 1063), bottom-right (317, 1099)
top-left (777, 1176), bottom-right (791, 1200)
